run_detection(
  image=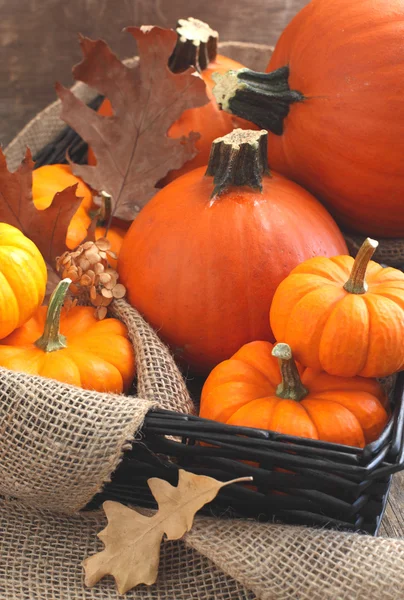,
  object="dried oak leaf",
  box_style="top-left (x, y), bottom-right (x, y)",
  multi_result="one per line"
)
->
top-left (55, 27), bottom-right (209, 220)
top-left (83, 470), bottom-right (251, 594)
top-left (0, 148), bottom-right (82, 265)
